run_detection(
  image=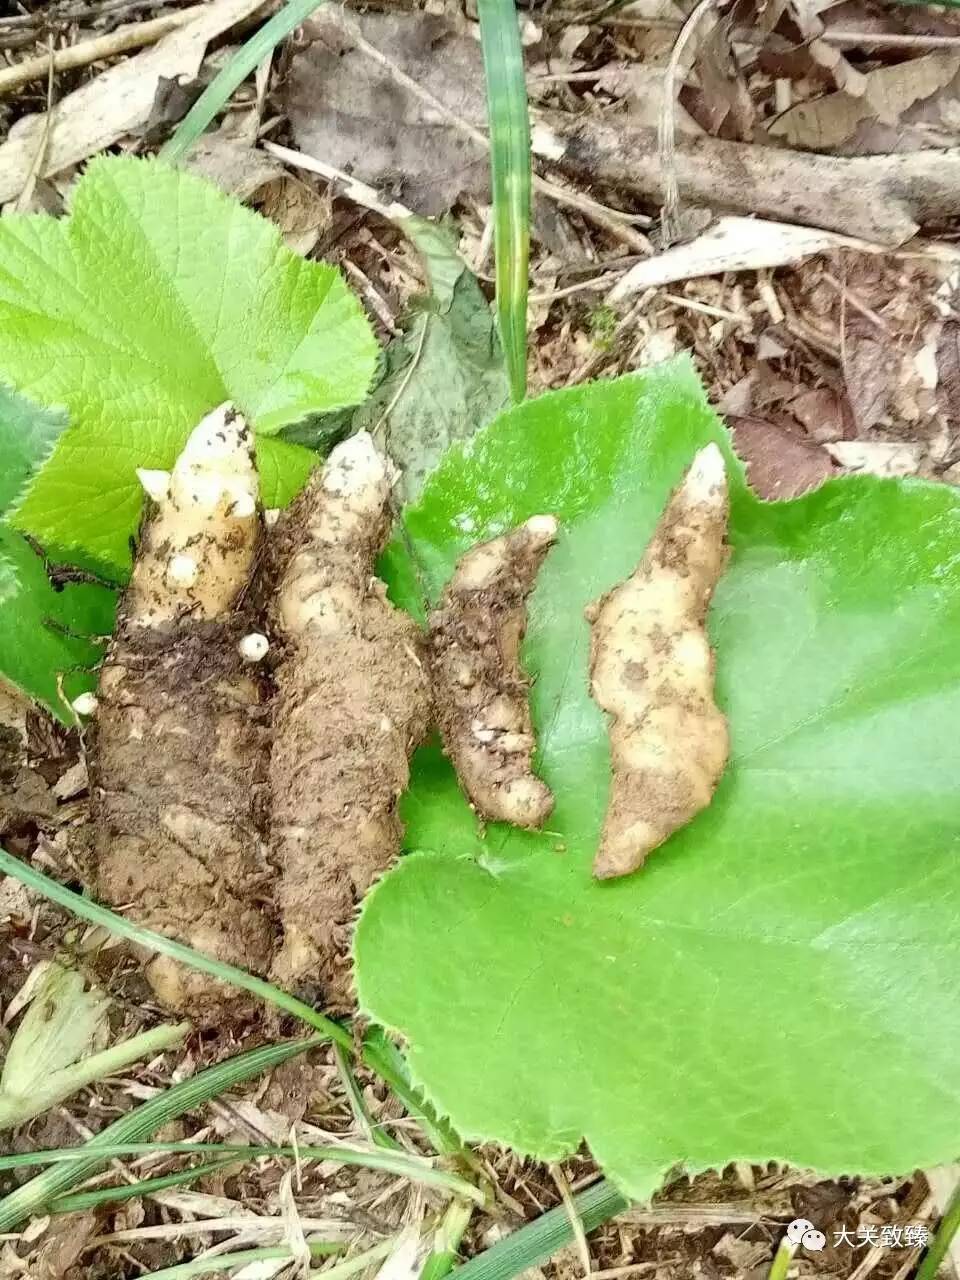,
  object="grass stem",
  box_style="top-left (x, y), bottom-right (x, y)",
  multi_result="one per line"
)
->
top-left (766, 1238), bottom-right (796, 1280)
top-left (160, 0), bottom-right (326, 166)
top-left (141, 1237), bottom-right (358, 1279)
top-left (917, 1178), bottom-right (960, 1280)
top-left (477, 0), bottom-right (530, 403)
